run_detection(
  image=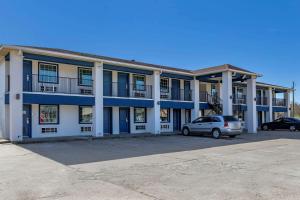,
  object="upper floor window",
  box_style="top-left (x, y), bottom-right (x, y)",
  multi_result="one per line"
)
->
top-left (160, 78), bottom-right (169, 92)
top-left (79, 106), bottom-right (93, 124)
top-left (133, 75), bottom-right (145, 91)
top-left (38, 62), bottom-right (58, 83)
top-left (39, 105), bottom-right (59, 124)
top-left (78, 68), bottom-right (92, 87)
